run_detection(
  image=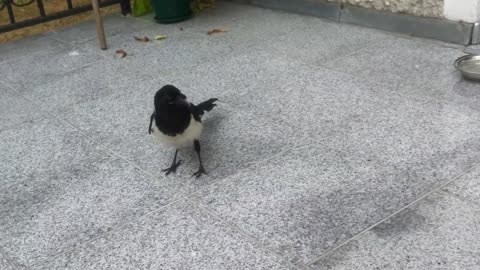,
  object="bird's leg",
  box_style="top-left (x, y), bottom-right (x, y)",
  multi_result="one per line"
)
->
top-left (192, 140), bottom-right (206, 178)
top-left (162, 149), bottom-right (182, 175)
